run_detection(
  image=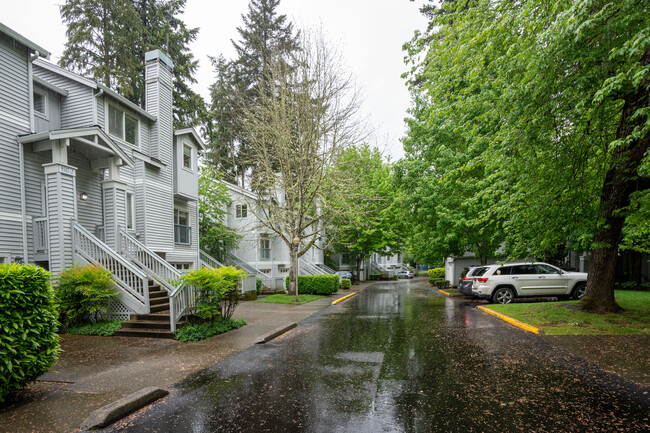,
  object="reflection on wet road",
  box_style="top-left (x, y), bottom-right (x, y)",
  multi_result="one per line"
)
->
top-left (106, 281), bottom-right (649, 433)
